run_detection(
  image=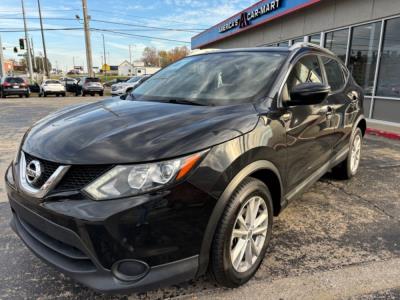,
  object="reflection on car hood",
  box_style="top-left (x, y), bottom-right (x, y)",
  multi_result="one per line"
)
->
top-left (22, 98), bottom-right (259, 164)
